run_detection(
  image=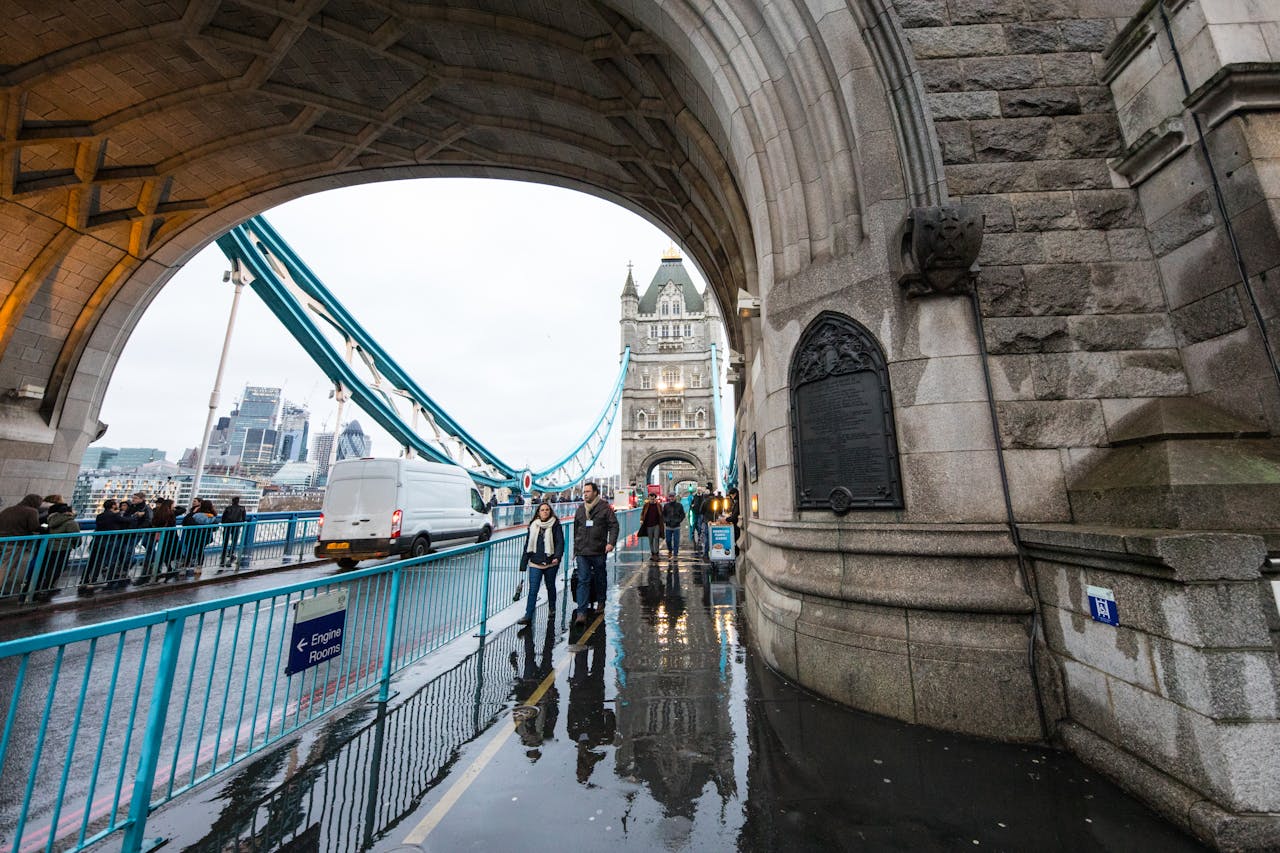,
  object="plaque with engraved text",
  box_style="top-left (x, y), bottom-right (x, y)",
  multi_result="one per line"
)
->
top-left (789, 312), bottom-right (903, 512)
